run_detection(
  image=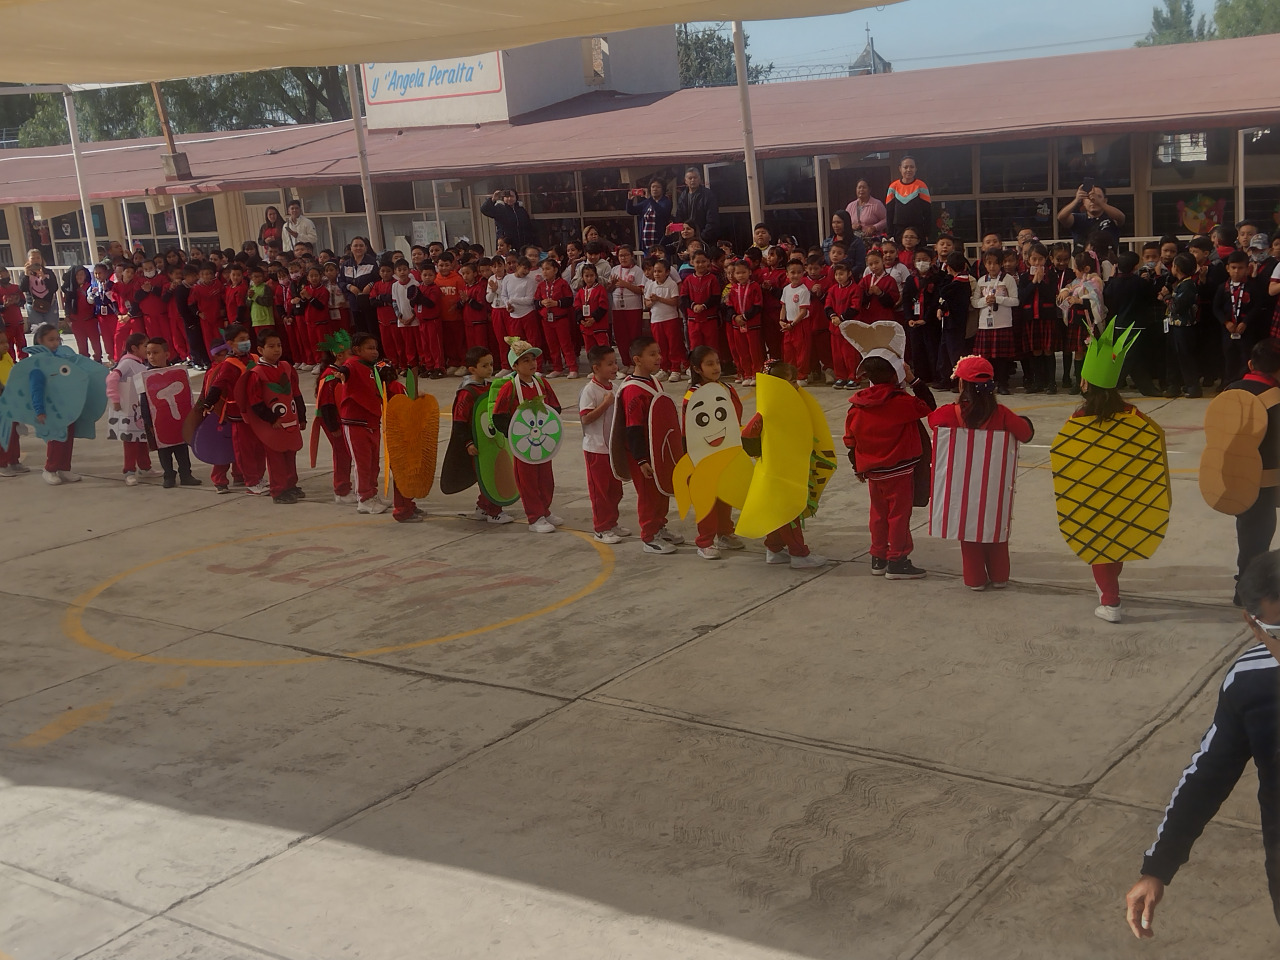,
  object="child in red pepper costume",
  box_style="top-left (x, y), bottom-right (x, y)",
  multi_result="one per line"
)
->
top-left (537, 258), bottom-right (576, 377)
top-left (619, 336), bottom-right (685, 554)
top-left (337, 333), bottom-right (417, 520)
top-left (726, 260), bottom-right (765, 385)
top-left (313, 330), bottom-right (355, 504)
top-left (244, 331), bottom-right (307, 504)
top-left (446, 345), bottom-right (515, 525)
top-left (200, 326), bottom-right (266, 494)
top-left (684, 345), bottom-right (745, 560)
top-left (574, 264), bottom-right (611, 351)
top-left (491, 337), bottom-right (563, 533)
top-left (842, 320), bottom-right (937, 579)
